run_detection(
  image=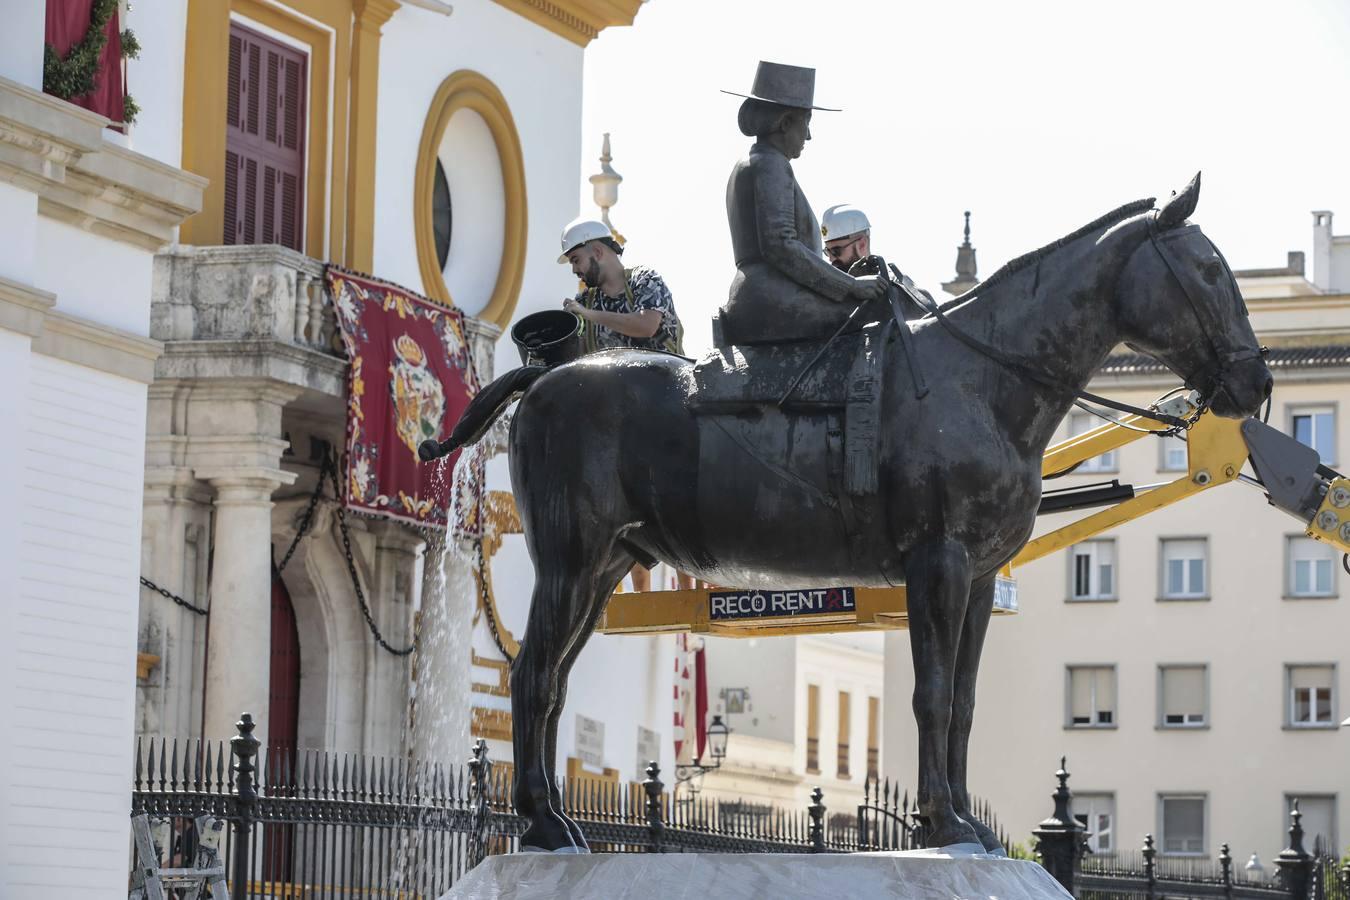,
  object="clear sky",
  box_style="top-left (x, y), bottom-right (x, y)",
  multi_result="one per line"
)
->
top-left (578, 0), bottom-right (1350, 354)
